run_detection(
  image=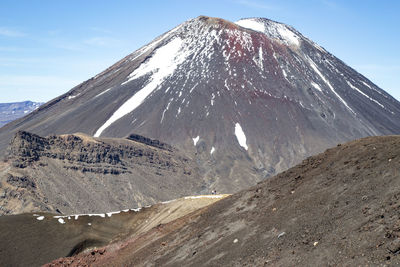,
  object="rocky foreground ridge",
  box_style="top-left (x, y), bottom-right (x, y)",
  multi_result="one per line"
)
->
top-left (45, 135), bottom-right (400, 266)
